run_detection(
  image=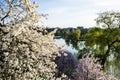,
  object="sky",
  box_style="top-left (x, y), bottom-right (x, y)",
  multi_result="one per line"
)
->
top-left (38, 0), bottom-right (120, 28)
